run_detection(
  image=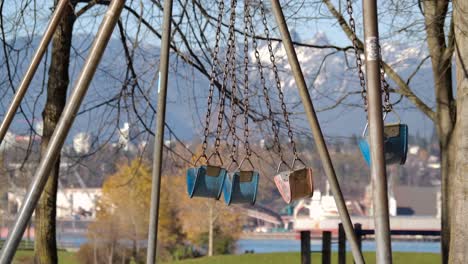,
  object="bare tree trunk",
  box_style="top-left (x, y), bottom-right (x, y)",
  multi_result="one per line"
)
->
top-left (93, 236), bottom-right (98, 264)
top-left (422, 2), bottom-right (455, 263)
top-left (33, 2), bottom-right (75, 263)
top-left (451, 2), bottom-right (468, 262)
top-left (133, 239), bottom-right (137, 262)
top-left (208, 203), bottom-right (213, 256)
top-left (108, 241), bottom-right (114, 264)
top-left (440, 138), bottom-right (457, 263)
